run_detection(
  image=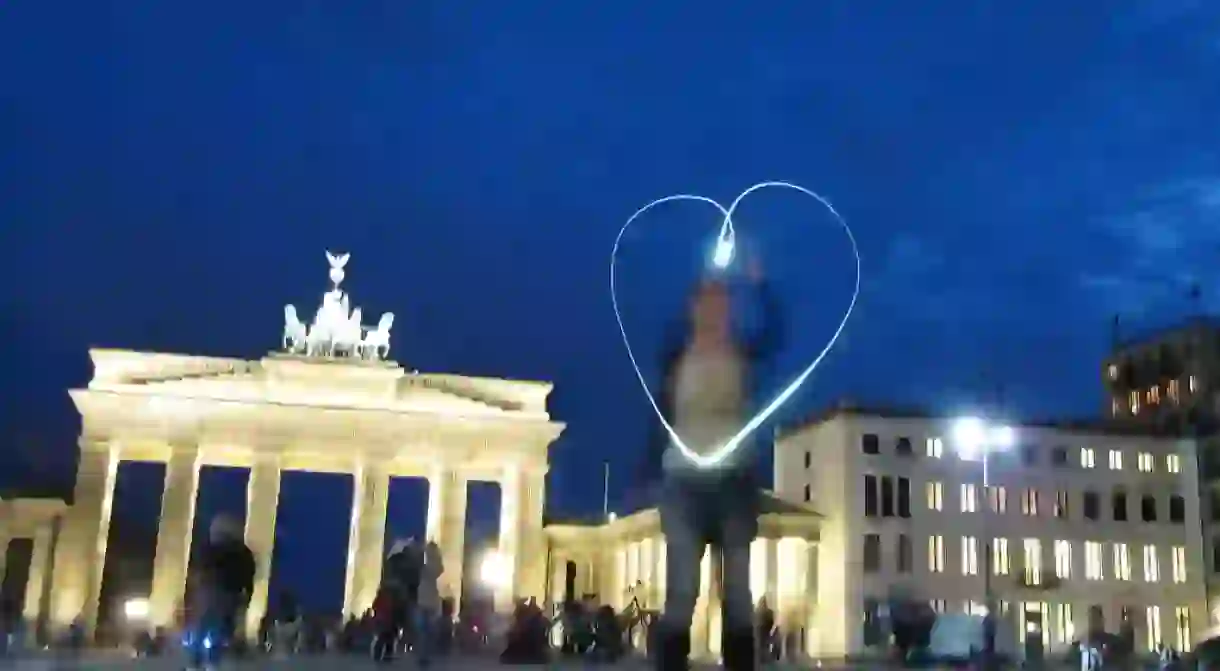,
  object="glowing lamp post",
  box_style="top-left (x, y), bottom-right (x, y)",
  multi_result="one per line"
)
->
top-left (951, 416), bottom-right (1014, 667)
